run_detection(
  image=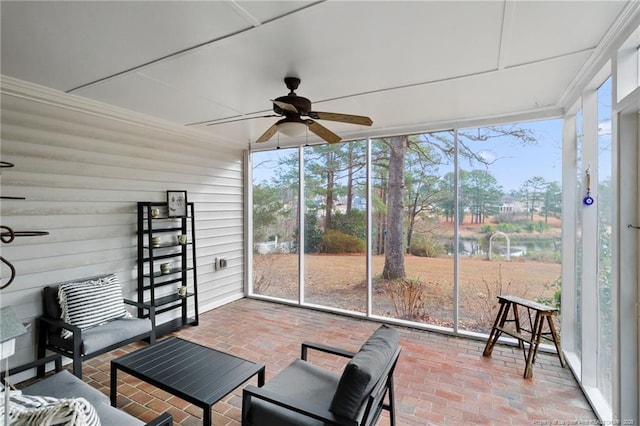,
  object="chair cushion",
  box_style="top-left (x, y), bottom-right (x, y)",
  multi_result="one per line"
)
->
top-left (58, 274), bottom-right (131, 338)
top-left (9, 393), bottom-right (101, 426)
top-left (329, 325), bottom-right (399, 419)
top-left (47, 317), bottom-right (152, 355)
top-left (250, 359), bottom-right (340, 426)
